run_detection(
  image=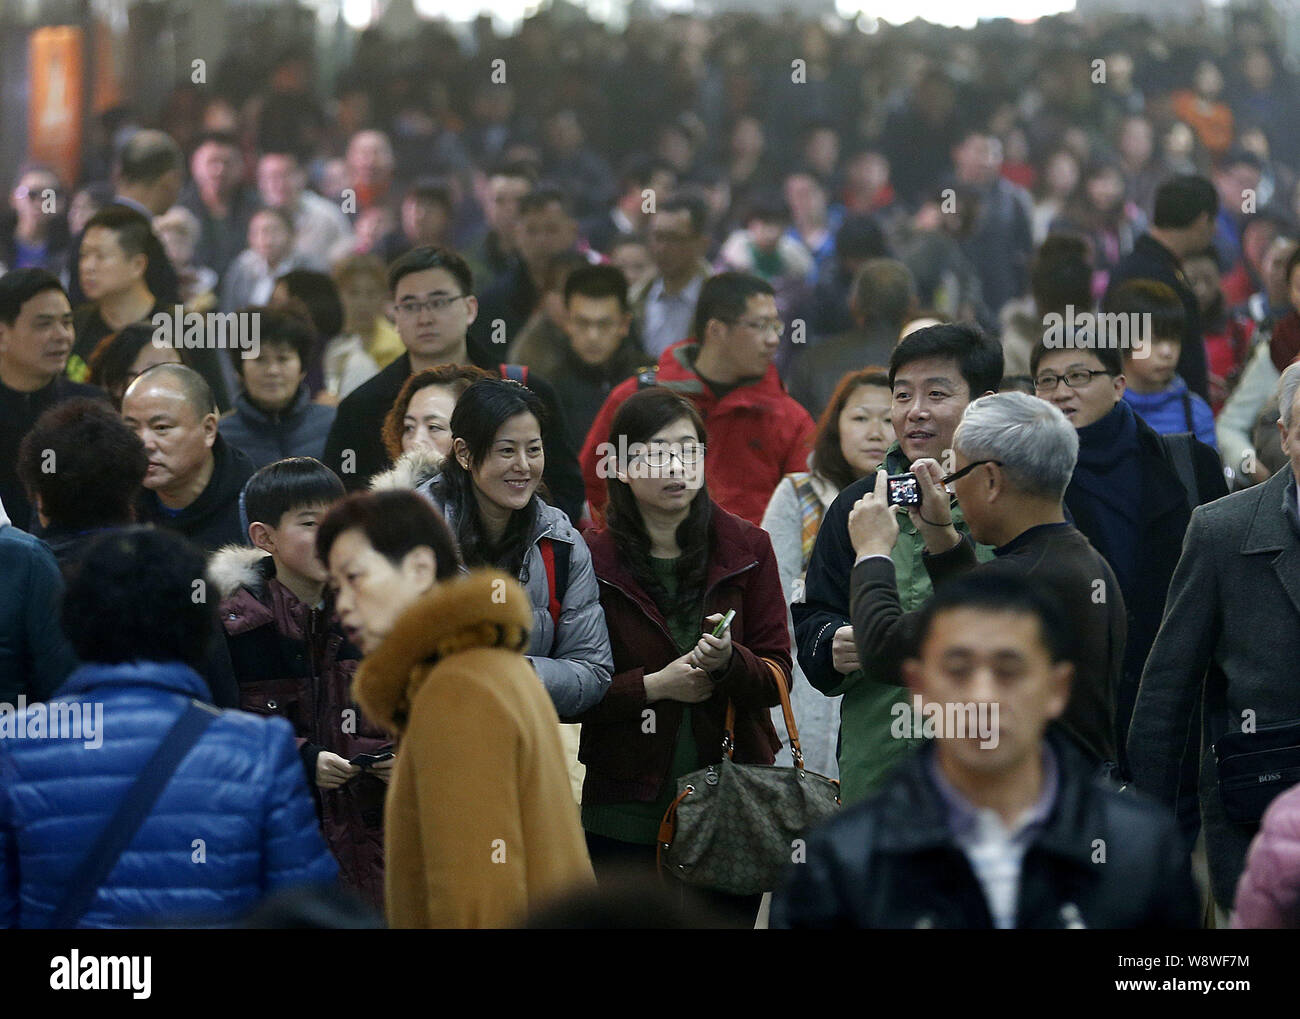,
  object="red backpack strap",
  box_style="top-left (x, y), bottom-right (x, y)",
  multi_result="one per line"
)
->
top-left (539, 537), bottom-right (561, 633)
top-left (500, 363), bottom-right (529, 386)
